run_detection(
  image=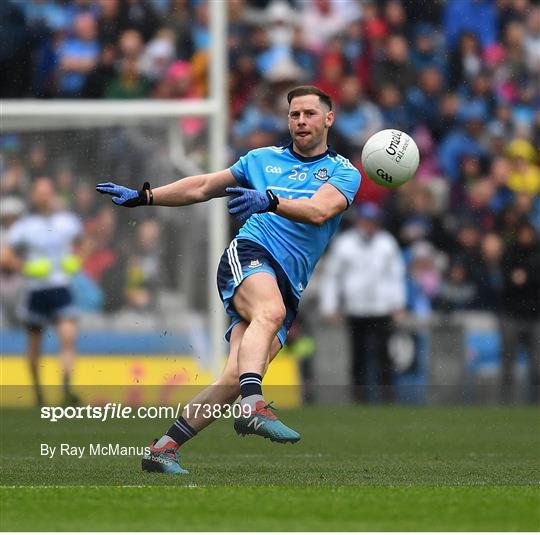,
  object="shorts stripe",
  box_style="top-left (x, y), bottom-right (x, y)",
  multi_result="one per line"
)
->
top-left (226, 247), bottom-right (238, 285)
top-left (231, 239), bottom-right (243, 283)
top-left (227, 239), bottom-right (242, 285)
